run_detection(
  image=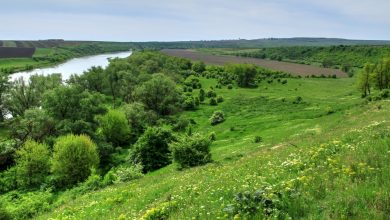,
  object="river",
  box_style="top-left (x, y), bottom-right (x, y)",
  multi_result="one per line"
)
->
top-left (10, 50), bottom-right (132, 81)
